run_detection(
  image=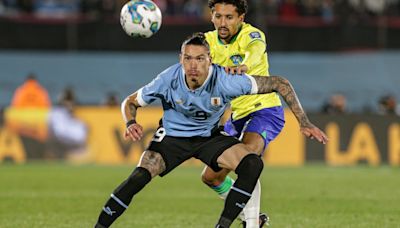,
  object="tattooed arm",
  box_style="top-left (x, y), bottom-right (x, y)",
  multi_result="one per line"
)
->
top-left (251, 75), bottom-right (328, 144)
top-left (121, 92), bottom-right (143, 141)
top-left (252, 76), bottom-right (312, 128)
